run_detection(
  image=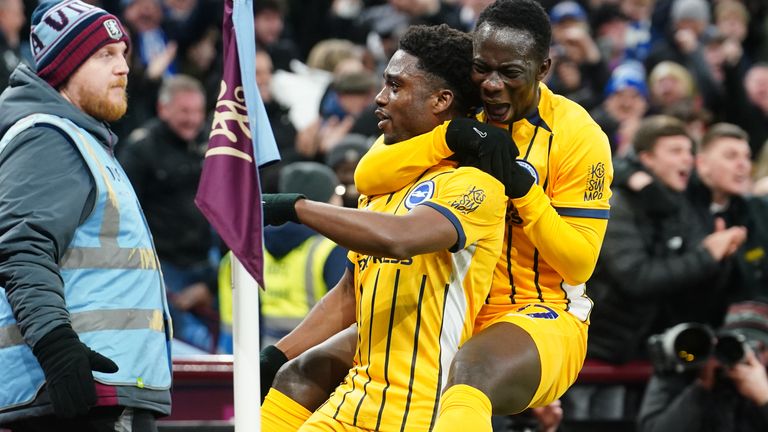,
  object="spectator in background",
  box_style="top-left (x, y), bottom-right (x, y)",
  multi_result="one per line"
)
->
top-left (590, 3), bottom-right (630, 71)
top-left (388, 0), bottom-right (463, 29)
top-left (256, 49), bottom-right (304, 193)
top-left (660, 97), bottom-right (711, 144)
top-left (324, 133), bottom-right (371, 208)
top-left (0, 0), bottom-right (25, 92)
top-left (457, 0), bottom-right (495, 31)
top-left (724, 63), bottom-right (768, 158)
top-left (620, 0), bottom-right (655, 63)
top-left (218, 162), bottom-right (347, 354)
top-left (122, 0), bottom-right (177, 77)
top-left (315, 70), bottom-right (378, 149)
top-left (118, 75), bottom-right (219, 352)
top-left (647, 60), bottom-right (698, 114)
top-left (263, 162), bottom-right (346, 343)
top-left (179, 26), bottom-right (222, 114)
top-left (548, 54), bottom-right (598, 111)
top-left (254, 0), bottom-right (301, 72)
top-left (714, 0), bottom-right (750, 62)
top-left (575, 115), bottom-right (746, 421)
top-left (305, 38), bottom-right (365, 75)
top-left (269, 37), bottom-right (372, 152)
top-left (637, 299), bottom-right (768, 432)
top-left (114, 0), bottom-right (176, 140)
top-left (295, 68), bottom-right (378, 161)
top-left (646, 0), bottom-right (723, 114)
top-left (548, 1), bottom-right (609, 111)
top-left (590, 60), bottom-right (649, 157)
top-left (687, 123), bottom-right (768, 301)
